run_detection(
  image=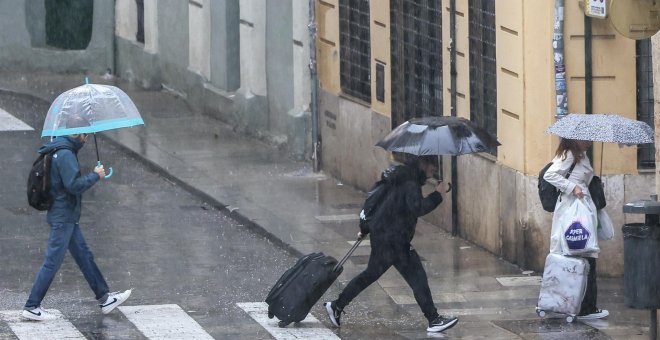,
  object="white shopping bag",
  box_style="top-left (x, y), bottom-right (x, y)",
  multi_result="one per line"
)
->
top-left (558, 198), bottom-right (599, 255)
top-left (597, 209), bottom-right (615, 241)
